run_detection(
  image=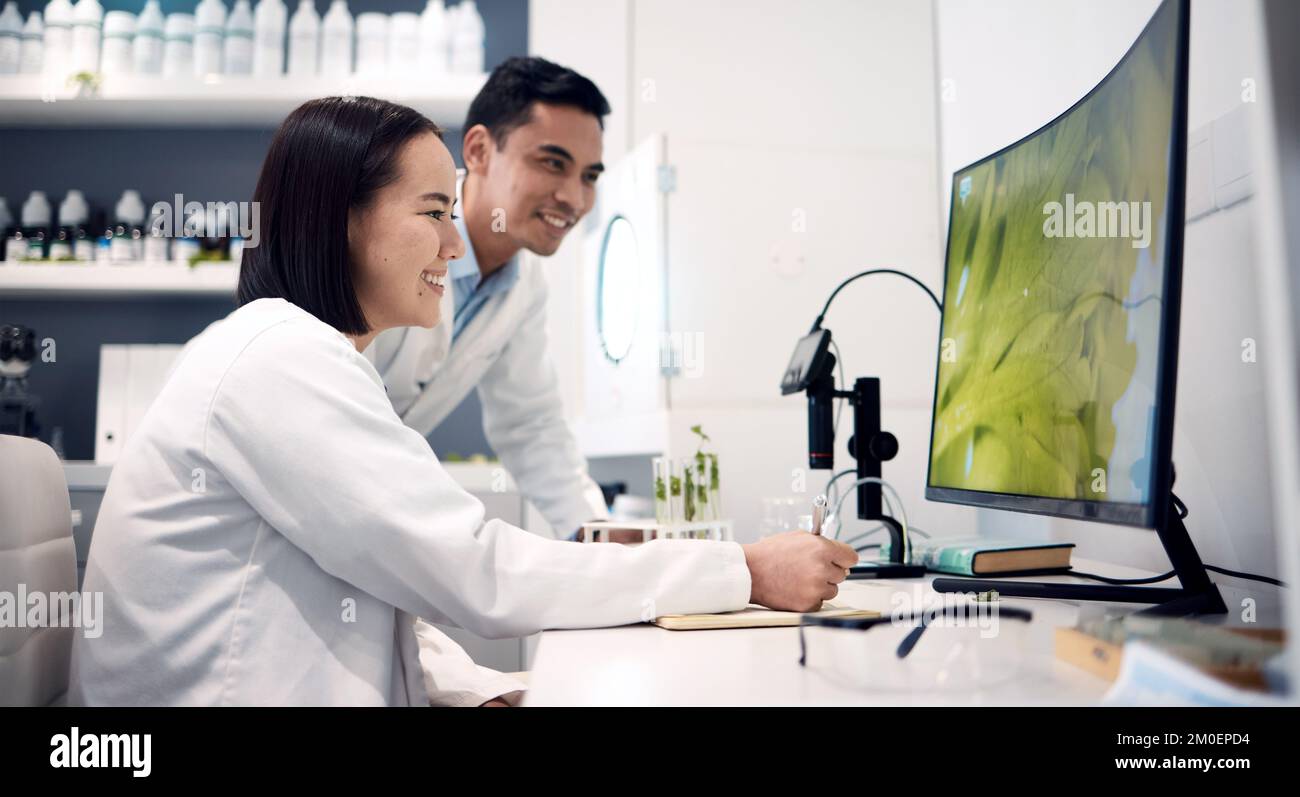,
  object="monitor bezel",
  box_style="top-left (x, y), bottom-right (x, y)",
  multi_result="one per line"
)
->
top-left (924, 0), bottom-right (1189, 530)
